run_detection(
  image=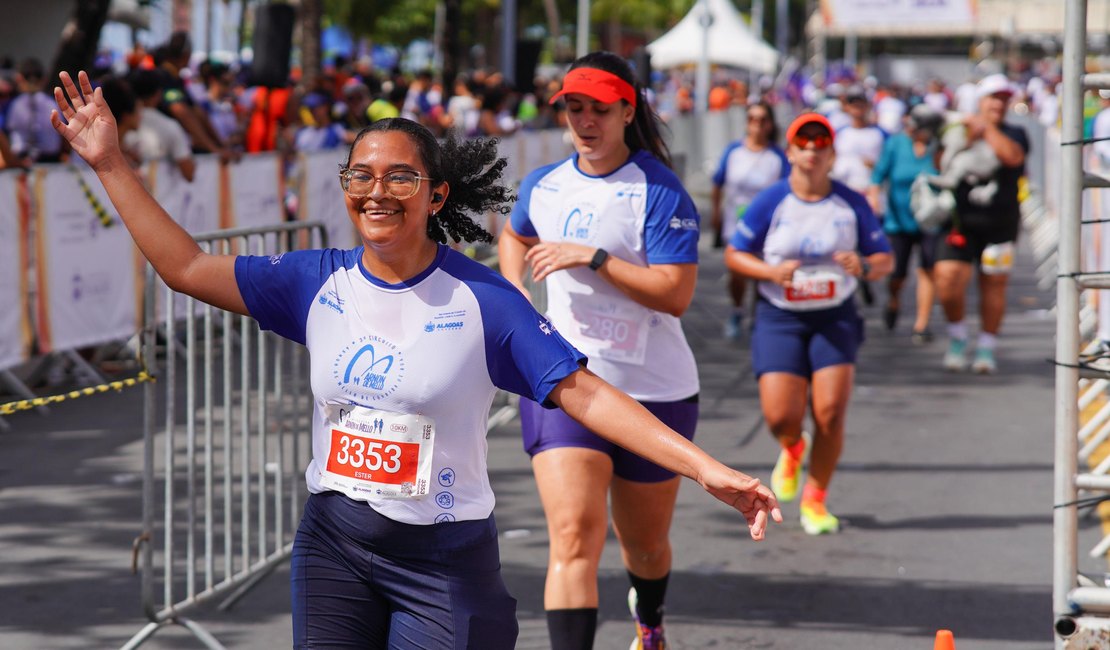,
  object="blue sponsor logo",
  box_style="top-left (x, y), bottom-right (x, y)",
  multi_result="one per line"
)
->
top-left (435, 513), bottom-right (456, 523)
top-left (424, 322), bottom-right (435, 333)
top-left (318, 290), bottom-right (345, 314)
top-left (435, 492), bottom-right (455, 509)
top-left (562, 206), bottom-right (598, 241)
top-left (438, 468), bottom-right (456, 487)
top-left (333, 336), bottom-right (404, 400)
